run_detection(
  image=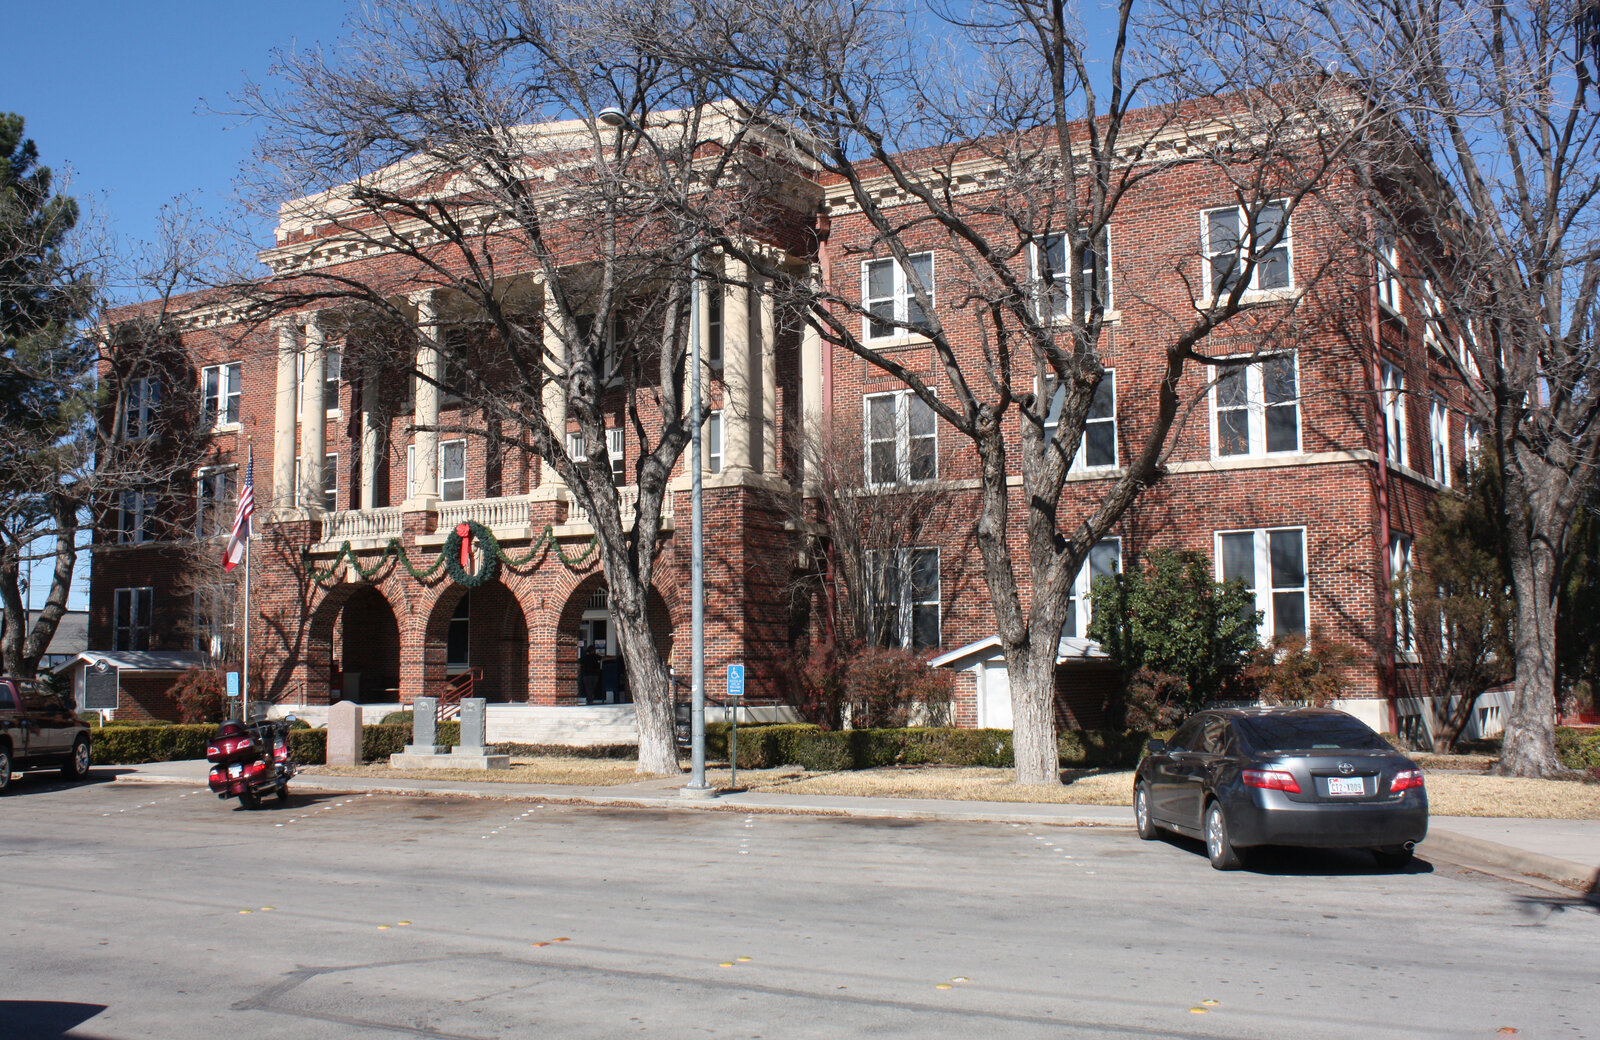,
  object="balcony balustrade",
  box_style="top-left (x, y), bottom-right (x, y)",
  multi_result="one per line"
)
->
top-left (320, 507), bottom-right (403, 544)
top-left (437, 494), bottom-right (535, 532)
top-left (567, 485), bottom-right (673, 527)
